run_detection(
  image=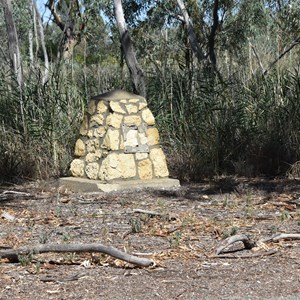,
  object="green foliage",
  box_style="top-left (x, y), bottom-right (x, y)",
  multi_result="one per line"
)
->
top-left (129, 217), bottom-right (143, 233)
top-left (168, 231), bottom-right (182, 248)
top-left (18, 251), bottom-right (33, 266)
